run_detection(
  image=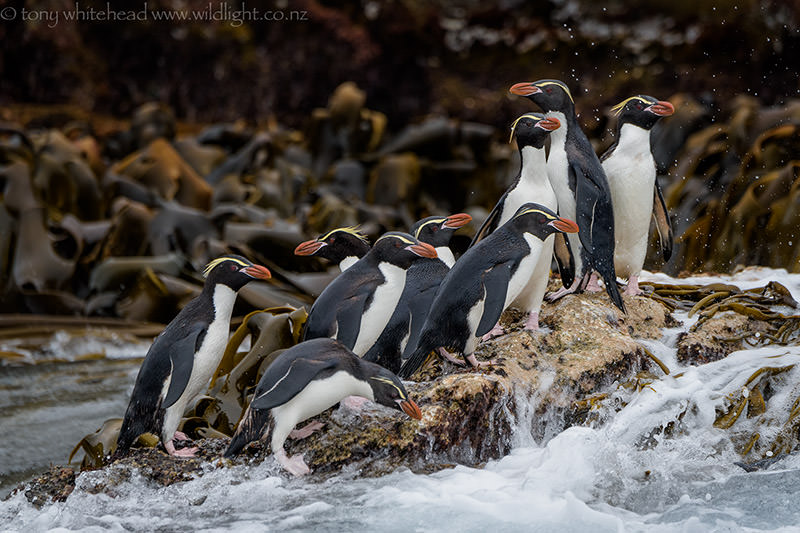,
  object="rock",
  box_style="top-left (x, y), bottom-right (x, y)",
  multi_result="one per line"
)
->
top-left (677, 312), bottom-right (773, 365)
